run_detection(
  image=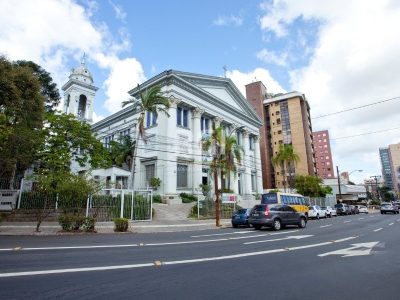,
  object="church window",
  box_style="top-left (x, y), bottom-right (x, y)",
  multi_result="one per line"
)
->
top-left (78, 94), bottom-right (87, 119)
top-left (177, 107), bottom-right (188, 128)
top-left (146, 112), bottom-right (157, 127)
top-left (201, 116), bottom-right (210, 135)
